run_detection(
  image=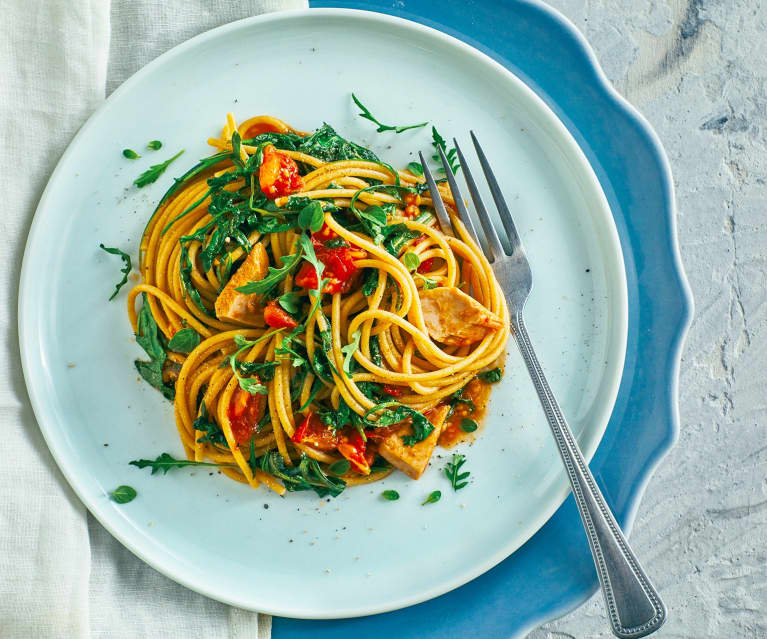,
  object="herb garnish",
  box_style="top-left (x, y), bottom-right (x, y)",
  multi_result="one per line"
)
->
top-left (122, 149), bottom-right (140, 159)
top-left (130, 452), bottom-right (236, 474)
top-left (134, 149), bottom-right (185, 188)
top-left (406, 162), bottom-right (424, 176)
top-left (445, 454), bottom-right (470, 490)
top-left (194, 402), bottom-right (228, 447)
top-left (460, 418), bottom-right (478, 433)
top-left (422, 490), bottom-right (441, 505)
top-left (431, 127), bottom-right (460, 174)
top-left (352, 94), bottom-right (428, 134)
top-left (147, 140), bottom-right (162, 150)
top-left (402, 252), bottom-right (420, 272)
top-left (260, 452), bottom-right (346, 498)
top-left (297, 200), bottom-right (325, 232)
top-left (363, 403), bottom-right (434, 446)
top-left (382, 490), bottom-right (400, 501)
top-left (328, 459), bottom-right (351, 475)
top-left (341, 329), bottom-right (361, 377)
top-left (110, 485), bottom-right (137, 504)
top-left (235, 250), bottom-right (303, 296)
top-left (477, 368), bottom-right (503, 383)
top-left (226, 333), bottom-right (278, 395)
top-left (99, 244), bottom-right (132, 300)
